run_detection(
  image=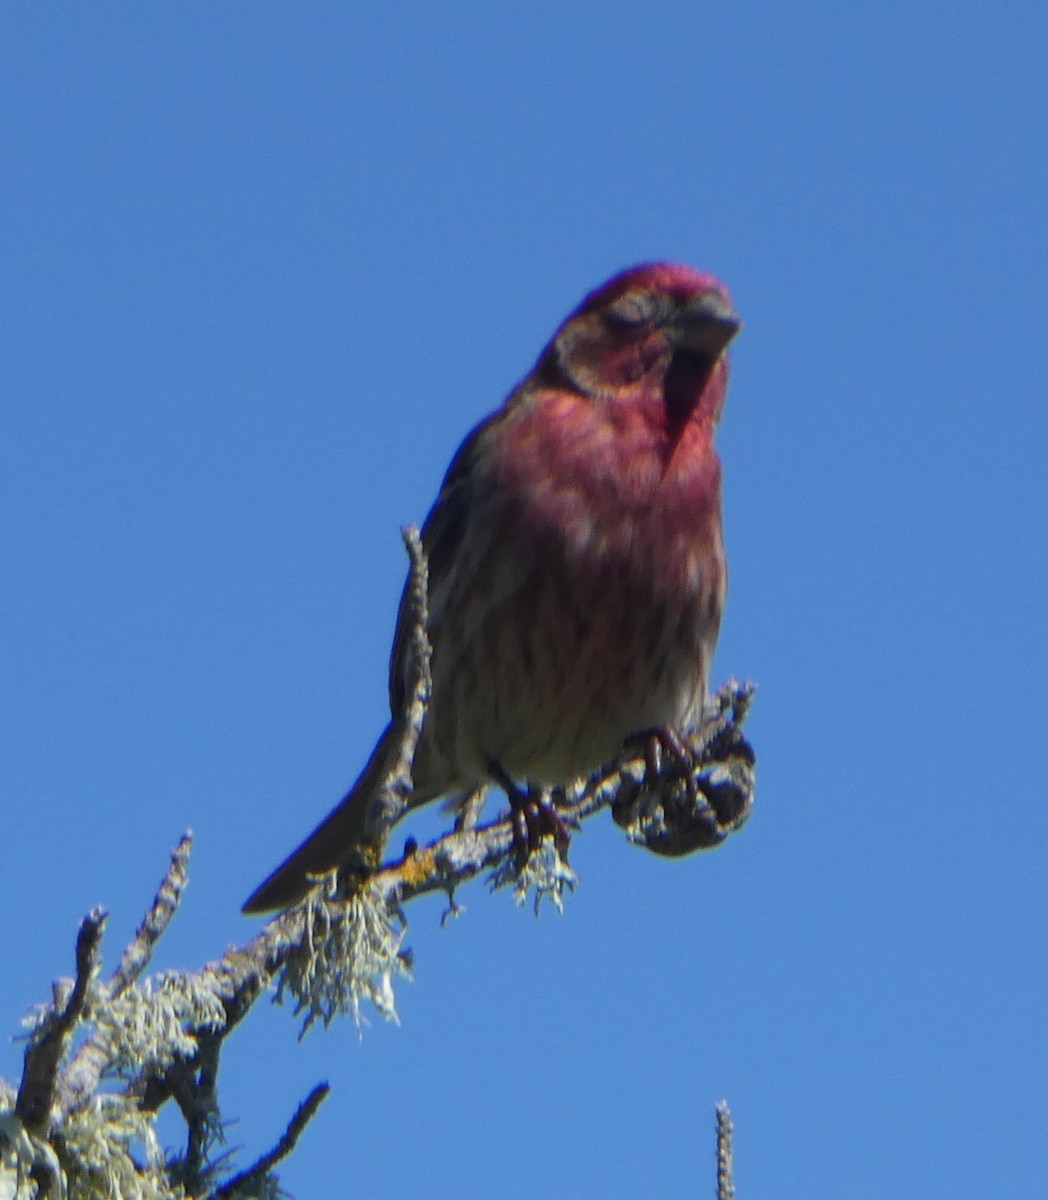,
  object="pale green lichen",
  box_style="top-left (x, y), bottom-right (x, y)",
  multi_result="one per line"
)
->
top-left (0, 1106), bottom-right (62, 1200)
top-left (0, 1092), bottom-right (181, 1200)
top-left (5, 970), bottom-right (231, 1200)
top-left (60, 1095), bottom-right (179, 1200)
top-left (96, 974), bottom-right (227, 1079)
top-left (276, 887), bottom-right (412, 1035)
